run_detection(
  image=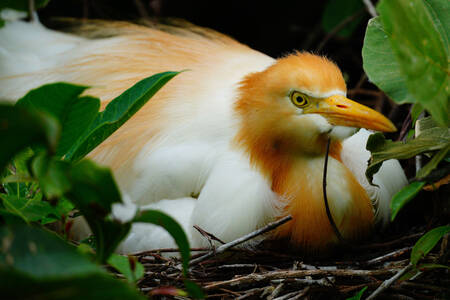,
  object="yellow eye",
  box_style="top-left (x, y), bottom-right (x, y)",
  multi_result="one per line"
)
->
top-left (290, 91), bottom-right (309, 108)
